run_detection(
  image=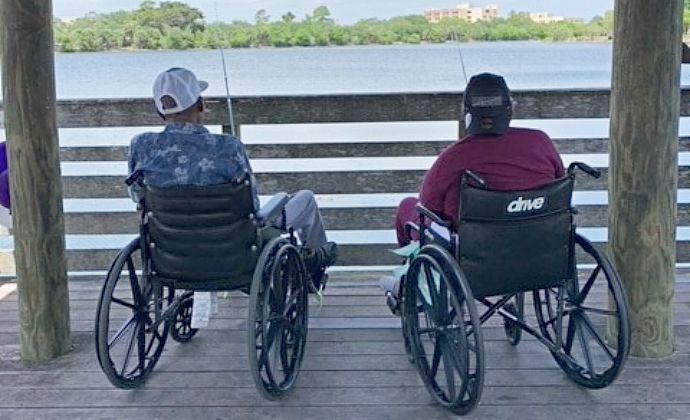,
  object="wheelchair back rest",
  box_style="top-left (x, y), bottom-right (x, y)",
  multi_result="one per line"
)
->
top-left (144, 181), bottom-right (259, 287)
top-left (457, 176), bottom-right (575, 298)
